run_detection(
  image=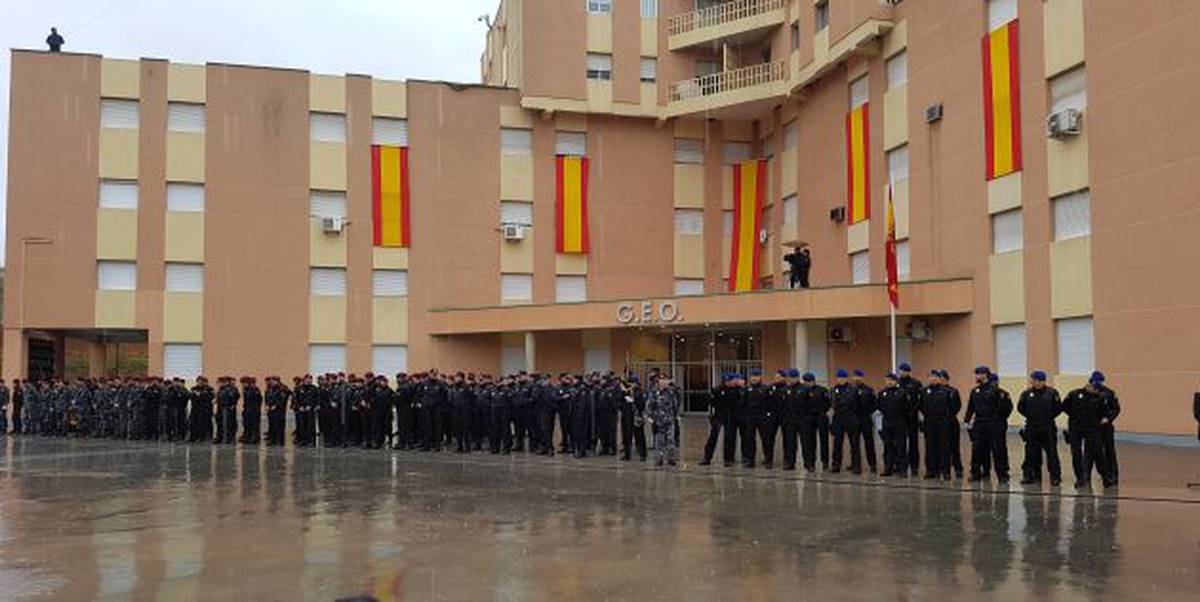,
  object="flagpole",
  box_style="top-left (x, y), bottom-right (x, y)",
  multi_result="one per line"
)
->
top-left (890, 304), bottom-right (897, 373)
